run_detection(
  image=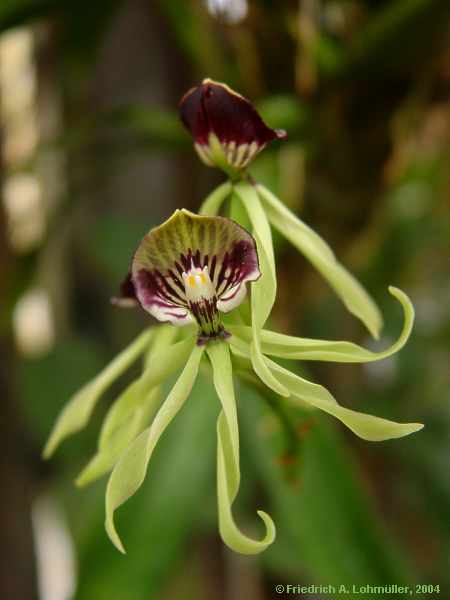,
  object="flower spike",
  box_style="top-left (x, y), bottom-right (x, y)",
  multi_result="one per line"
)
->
top-left (132, 209), bottom-right (260, 343)
top-left (179, 78), bottom-right (286, 172)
